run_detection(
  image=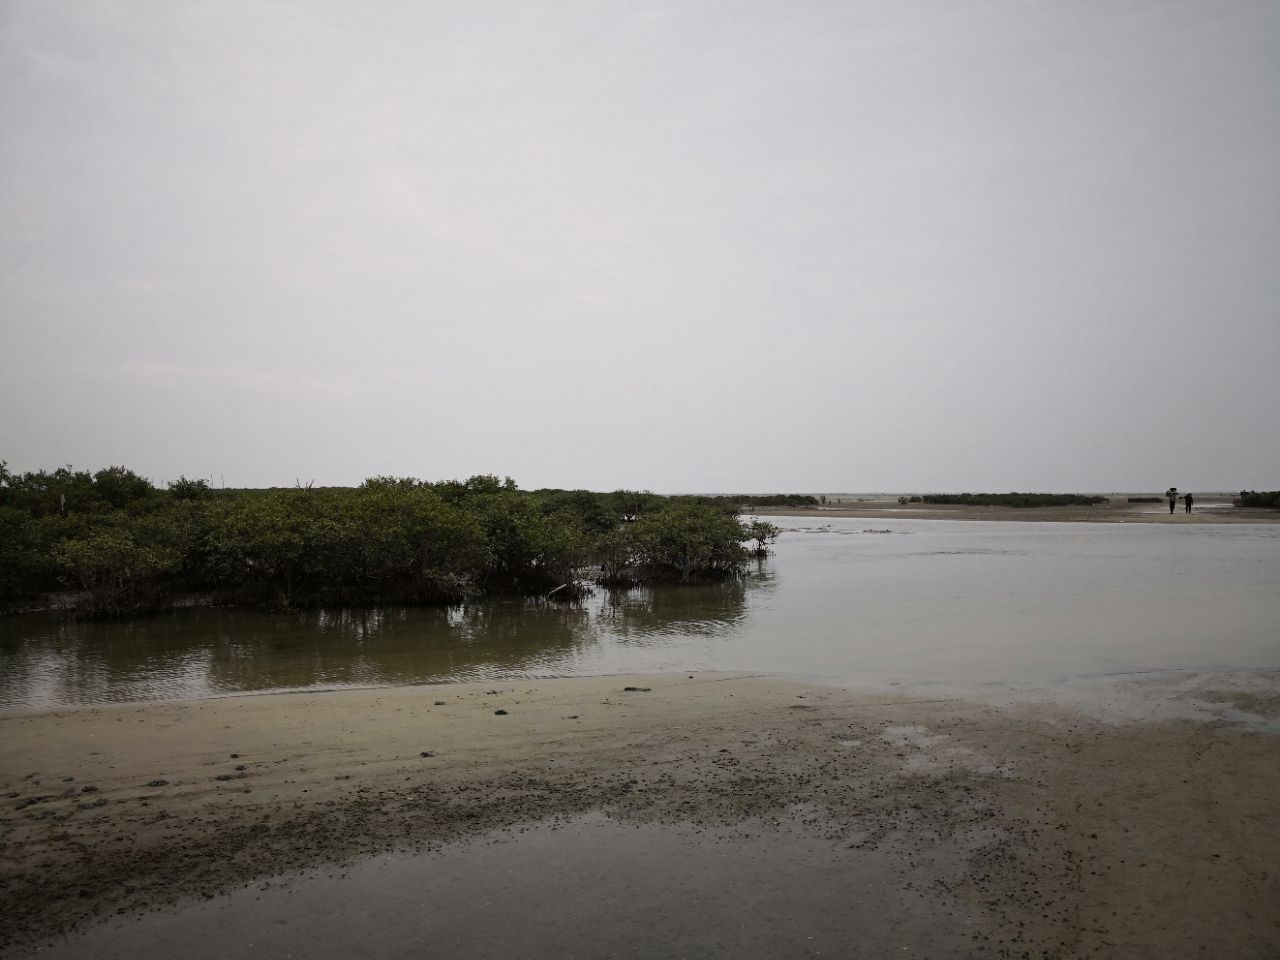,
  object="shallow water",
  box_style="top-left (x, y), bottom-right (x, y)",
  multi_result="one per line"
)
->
top-left (28, 812), bottom-right (985, 960)
top-left (2, 518), bottom-right (1278, 709)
